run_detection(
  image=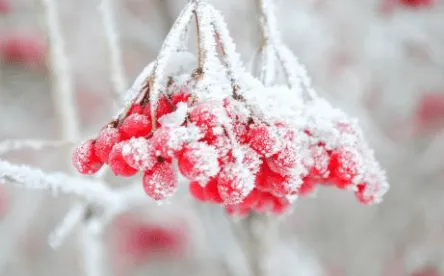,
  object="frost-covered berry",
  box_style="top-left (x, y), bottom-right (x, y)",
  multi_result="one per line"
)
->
top-left (151, 127), bottom-right (198, 159)
top-left (128, 104), bottom-right (144, 115)
top-left (266, 171), bottom-right (301, 197)
top-left (304, 145), bottom-right (330, 178)
top-left (171, 90), bottom-right (191, 105)
top-left (298, 177), bottom-right (317, 196)
top-left (328, 147), bottom-right (361, 188)
top-left (108, 142), bottom-right (138, 177)
top-left (121, 137), bottom-right (157, 171)
top-left (94, 127), bottom-right (123, 163)
top-left (266, 143), bottom-right (300, 176)
top-left (248, 124), bottom-right (282, 157)
top-left (177, 142), bottom-right (220, 183)
top-left (120, 113), bottom-right (152, 138)
top-left (189, 102), bottom-right (223, 140)
top-left (255, 163), bottom-right (273, 192)
top-left (143, 162), bottom-right (178, 201)
top-left (218, 163), bottom-right (255, 205)
top-left (72, 139), bottom-right (103, 175)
